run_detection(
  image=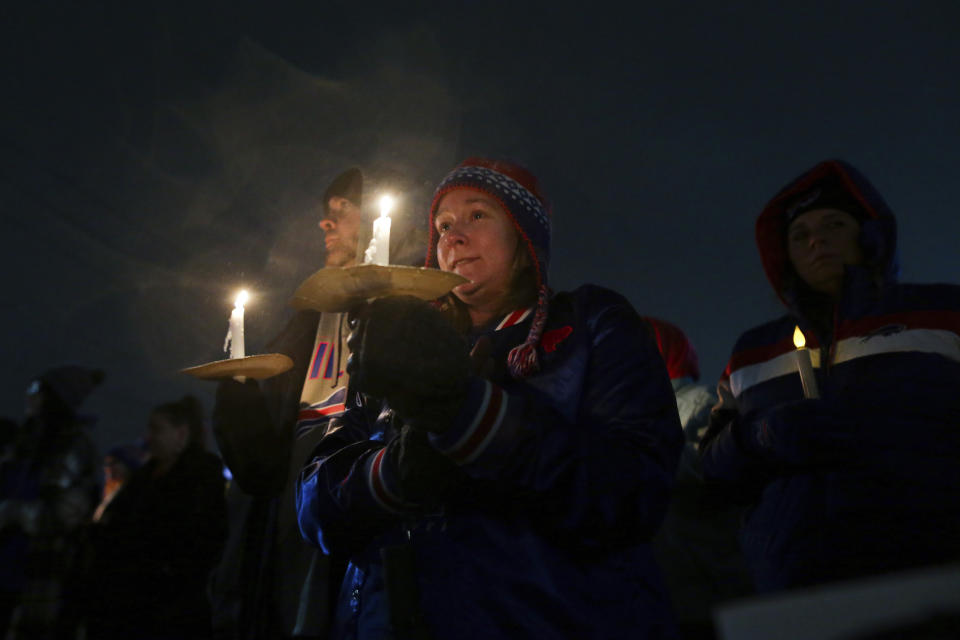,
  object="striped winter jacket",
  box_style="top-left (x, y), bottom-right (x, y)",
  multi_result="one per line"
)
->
top-left (700, 160), bottom-right (960, 591)
top-left (297, 284), bottom-right (683, 640)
